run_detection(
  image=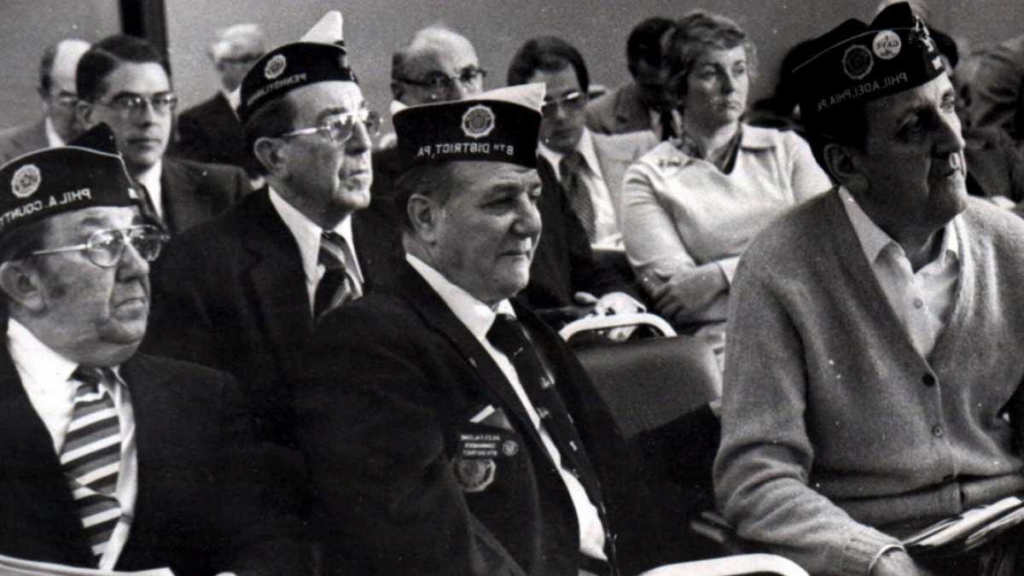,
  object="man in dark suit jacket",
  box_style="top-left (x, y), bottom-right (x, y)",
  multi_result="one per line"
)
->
top-left (0, 127), bottom-right (307, 574)
top-left (294, 83), bottom-right (670, 576)
top-left (76, 36), bottom-right (248, 235)
top-left (145, 12), bottom-right (402, 448)
top-left (0, 39), bottom-right (91, 164)
top-left (170, 24), bottom-right (265, 180)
